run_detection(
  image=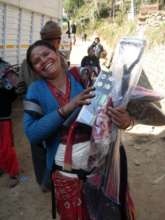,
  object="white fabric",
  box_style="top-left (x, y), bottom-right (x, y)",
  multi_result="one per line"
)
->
top-left (59, 171), bottom-right (78, 178)
top-left (55, 141), bottom-right (90, 171)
